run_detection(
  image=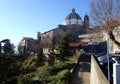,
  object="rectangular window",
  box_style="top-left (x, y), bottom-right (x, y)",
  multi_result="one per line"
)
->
top-left (69, 21), bottom-right (71, 24)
